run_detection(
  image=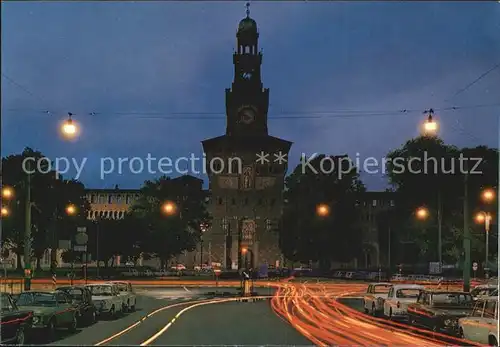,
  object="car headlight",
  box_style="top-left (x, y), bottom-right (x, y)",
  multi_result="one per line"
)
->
top-left (32, 316), bottom-right (40, 324)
